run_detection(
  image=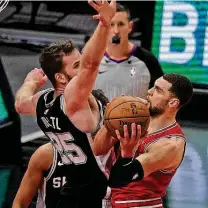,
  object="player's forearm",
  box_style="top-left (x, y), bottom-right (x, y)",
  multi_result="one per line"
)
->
top-left (12, 199), bottom-right (28, 208)
top-left (12, 203), bottom-right (26, 208)
top-left (93, 125), bottom-right (117, 156)
top-left (81, 23), bottom-right (110, 69)
top-left (15, 82), bottom-right (38, 113)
